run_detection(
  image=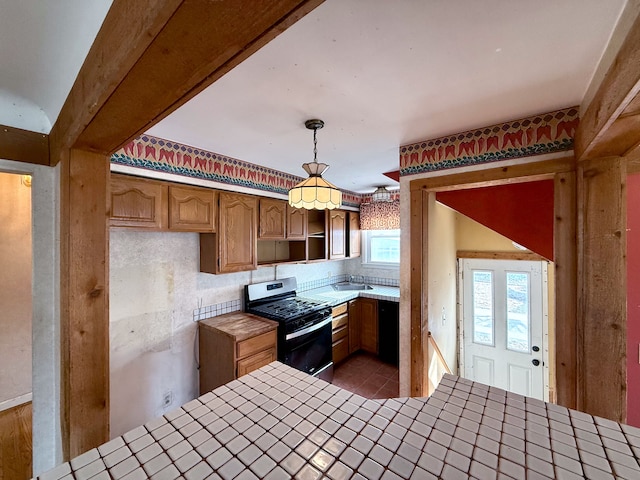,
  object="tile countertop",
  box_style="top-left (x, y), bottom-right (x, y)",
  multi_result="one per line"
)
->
top-left (38, 363), bottom-right (640, 480)
top-left (299, 285), bottom-right (400, 307)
